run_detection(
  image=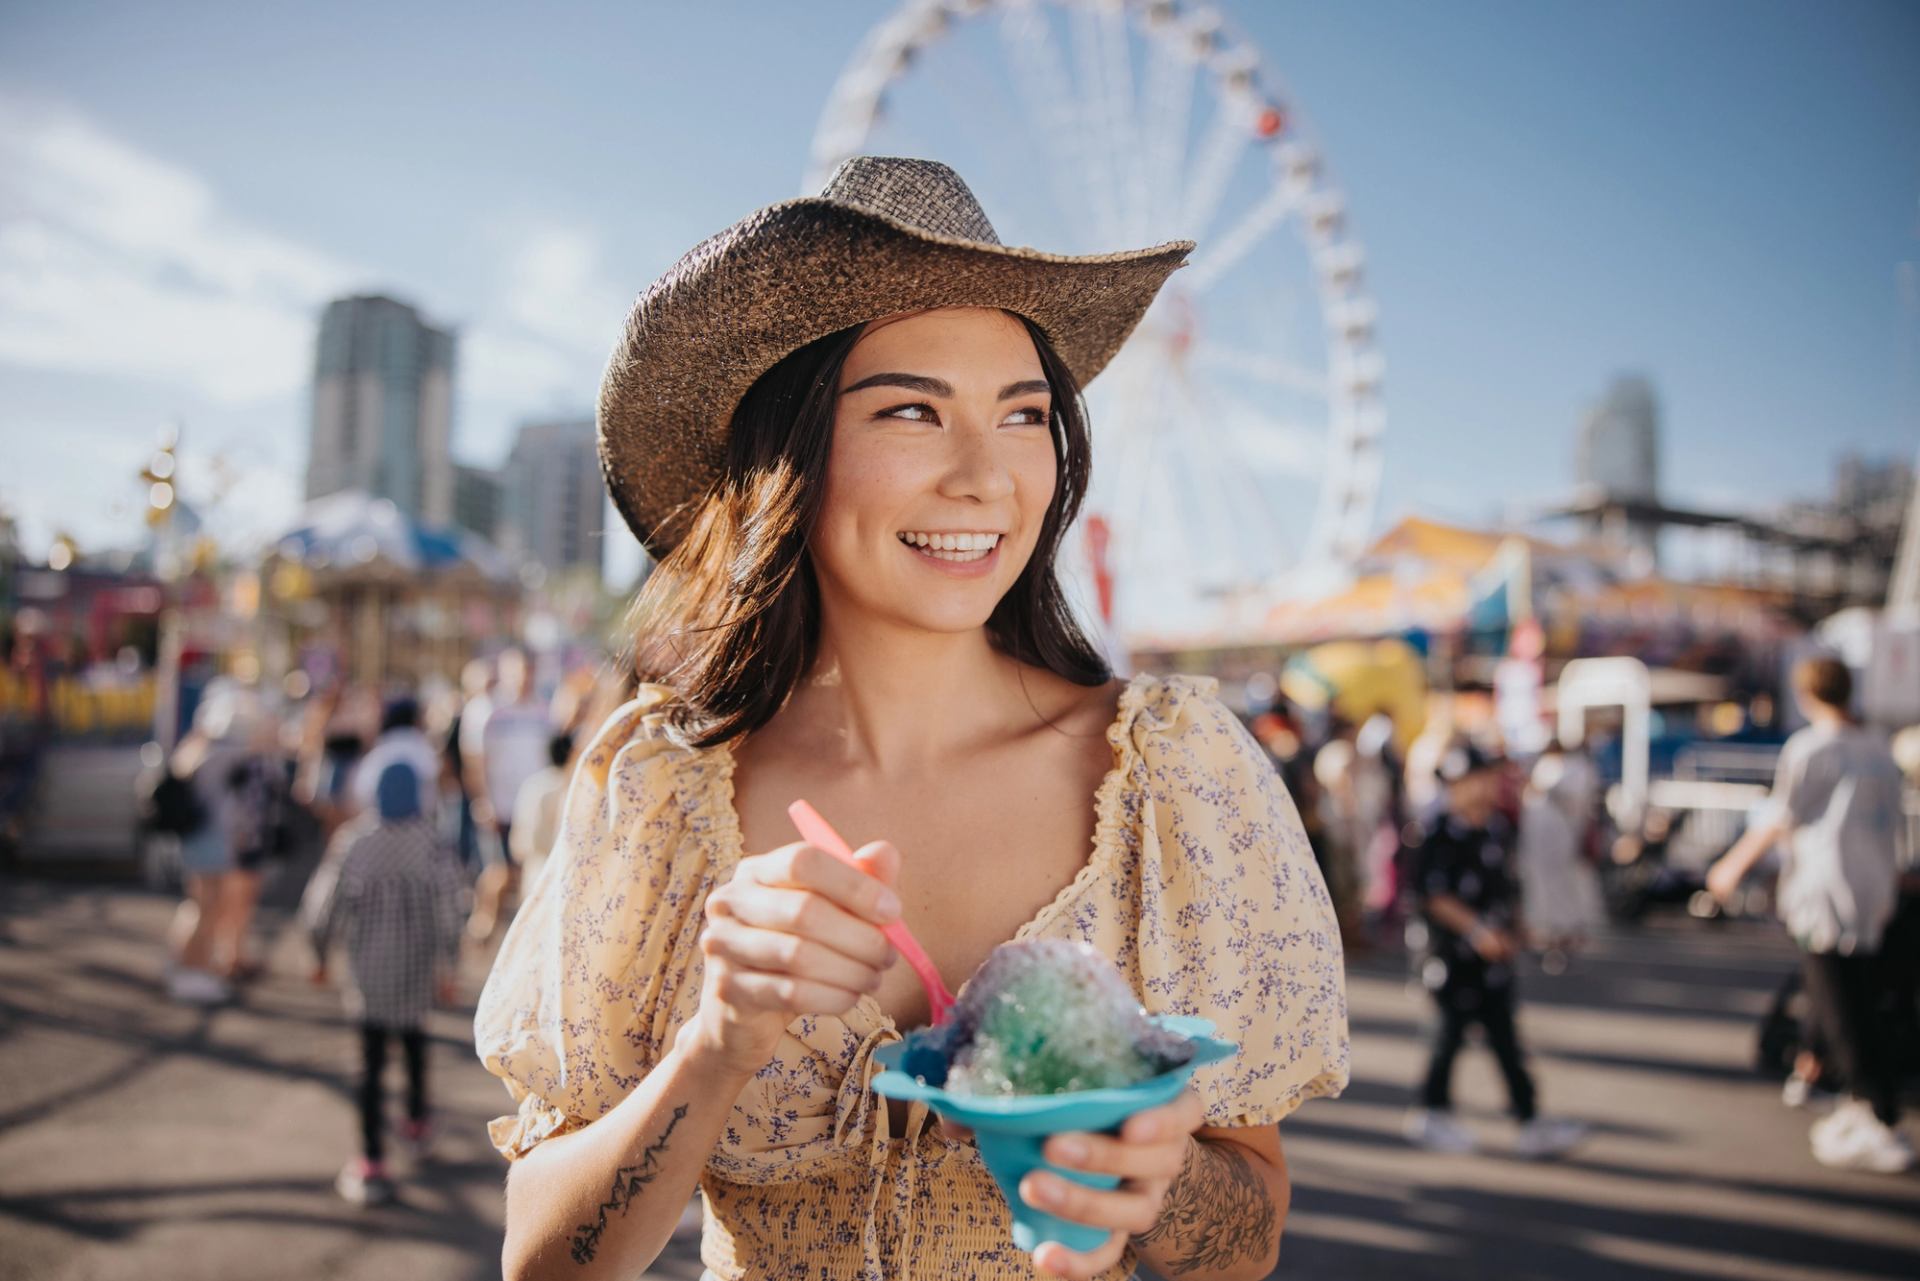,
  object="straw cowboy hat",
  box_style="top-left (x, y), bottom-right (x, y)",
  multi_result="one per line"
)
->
top-left (597, 155), bottom-right (1194, 558)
